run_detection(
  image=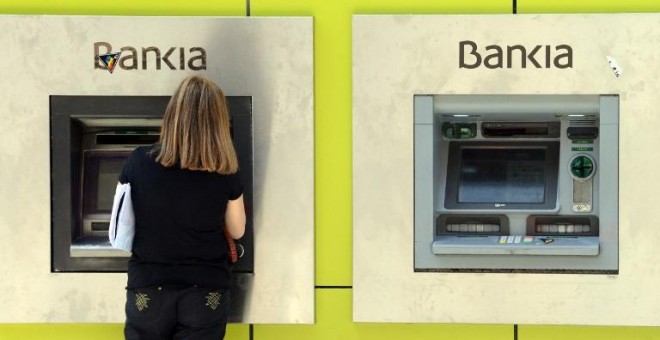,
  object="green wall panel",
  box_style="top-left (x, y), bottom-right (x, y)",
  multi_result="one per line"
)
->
top-left (0, 0), bottom-right (245, 15)
top-left (0, 324), bottom-right (124, 340)
top-left (251, 0), bottom-right (512, 288)
top-left (352, 0), bottom-right (512, 14)
top-left (1, 1), bottom-right (660, 339)
top-left (0, 324), bottom-right (249, 340)
top-left (254, 288), bottom-right (512, 340)
top-left (519, 326), bottom-right (660, 340)
top-left (228, 324), bottom-right (251, 340)
top-left (519, 0), bottom-right (660, 13)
